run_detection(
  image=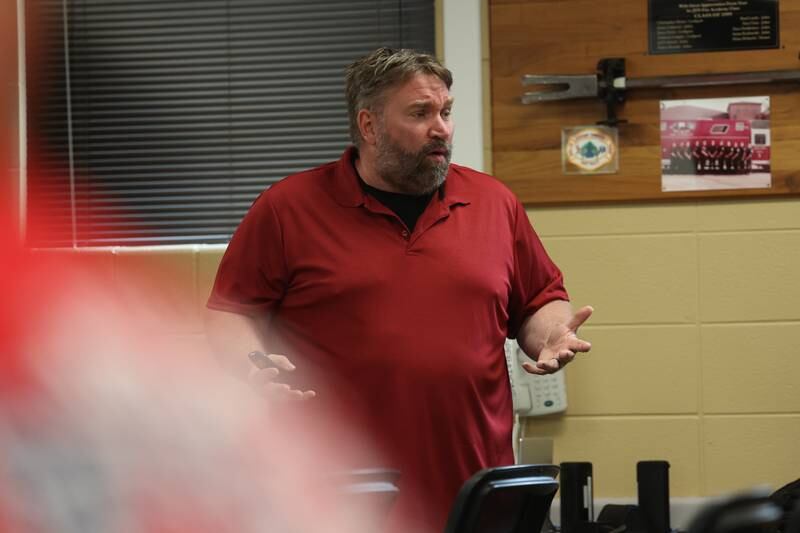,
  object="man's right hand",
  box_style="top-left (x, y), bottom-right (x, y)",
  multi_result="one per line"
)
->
top-left (247, 351), bottom-right (316, 400)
